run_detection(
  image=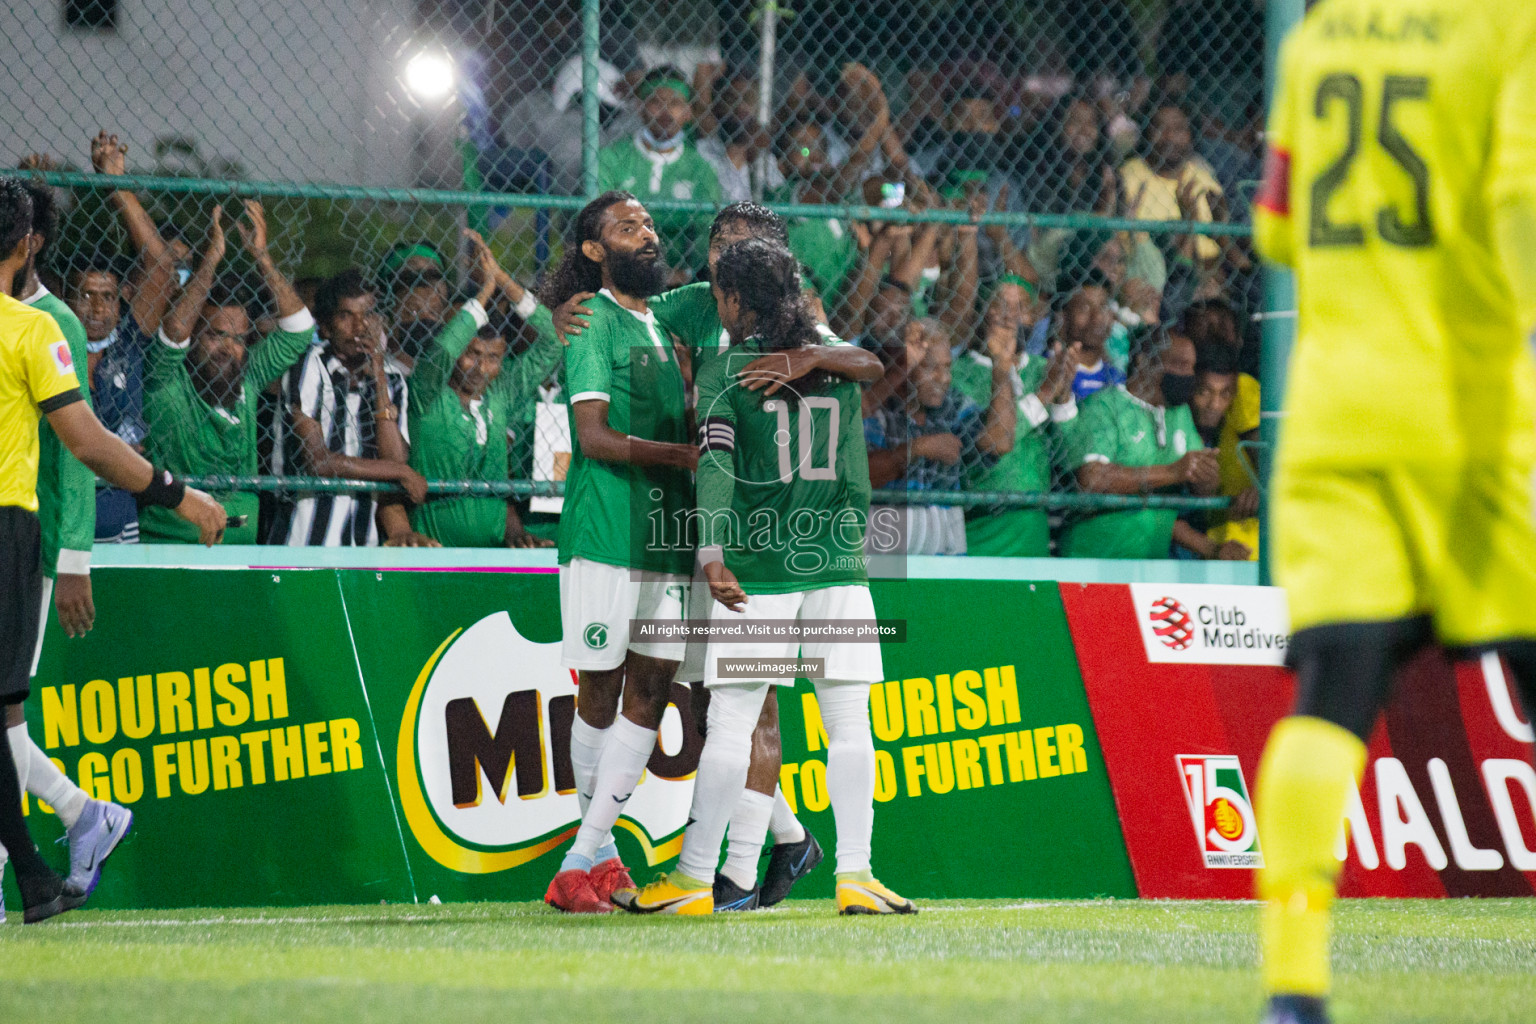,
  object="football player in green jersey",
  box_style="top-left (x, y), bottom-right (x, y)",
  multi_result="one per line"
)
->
top-left (539, 192), bottom-right (698, 914)
top-left (556, 202), bottom-right (882, 909)
top-left (621, 238), bottom-right (914, 916)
